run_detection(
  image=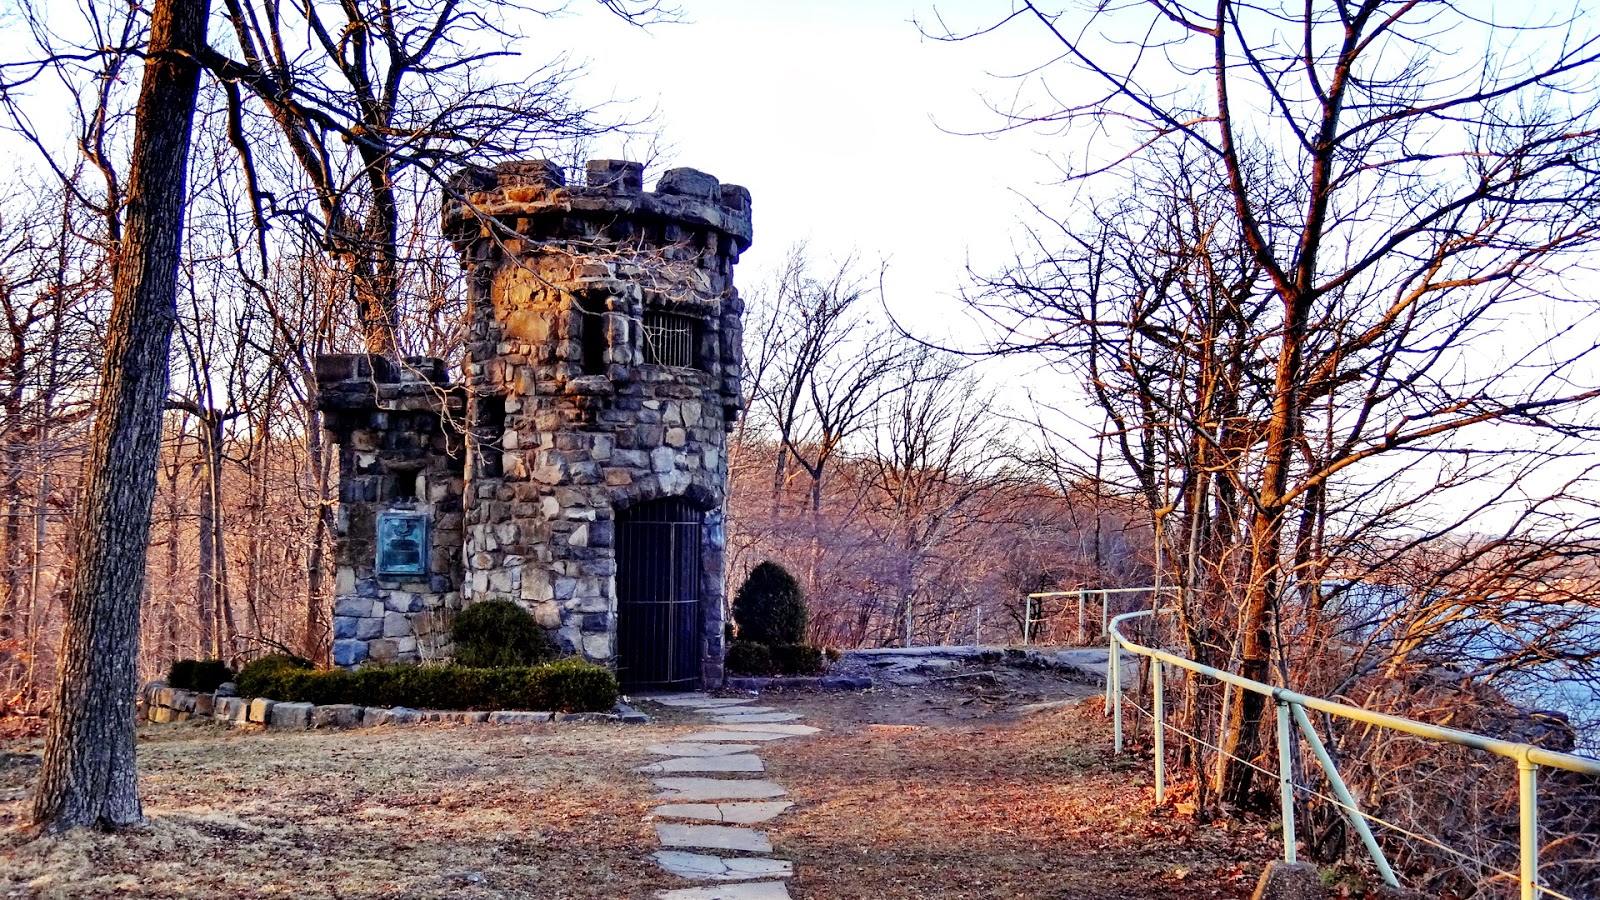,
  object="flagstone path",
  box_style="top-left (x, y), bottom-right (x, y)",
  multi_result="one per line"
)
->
top-left (637, 693), bottom-right (819, 900)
